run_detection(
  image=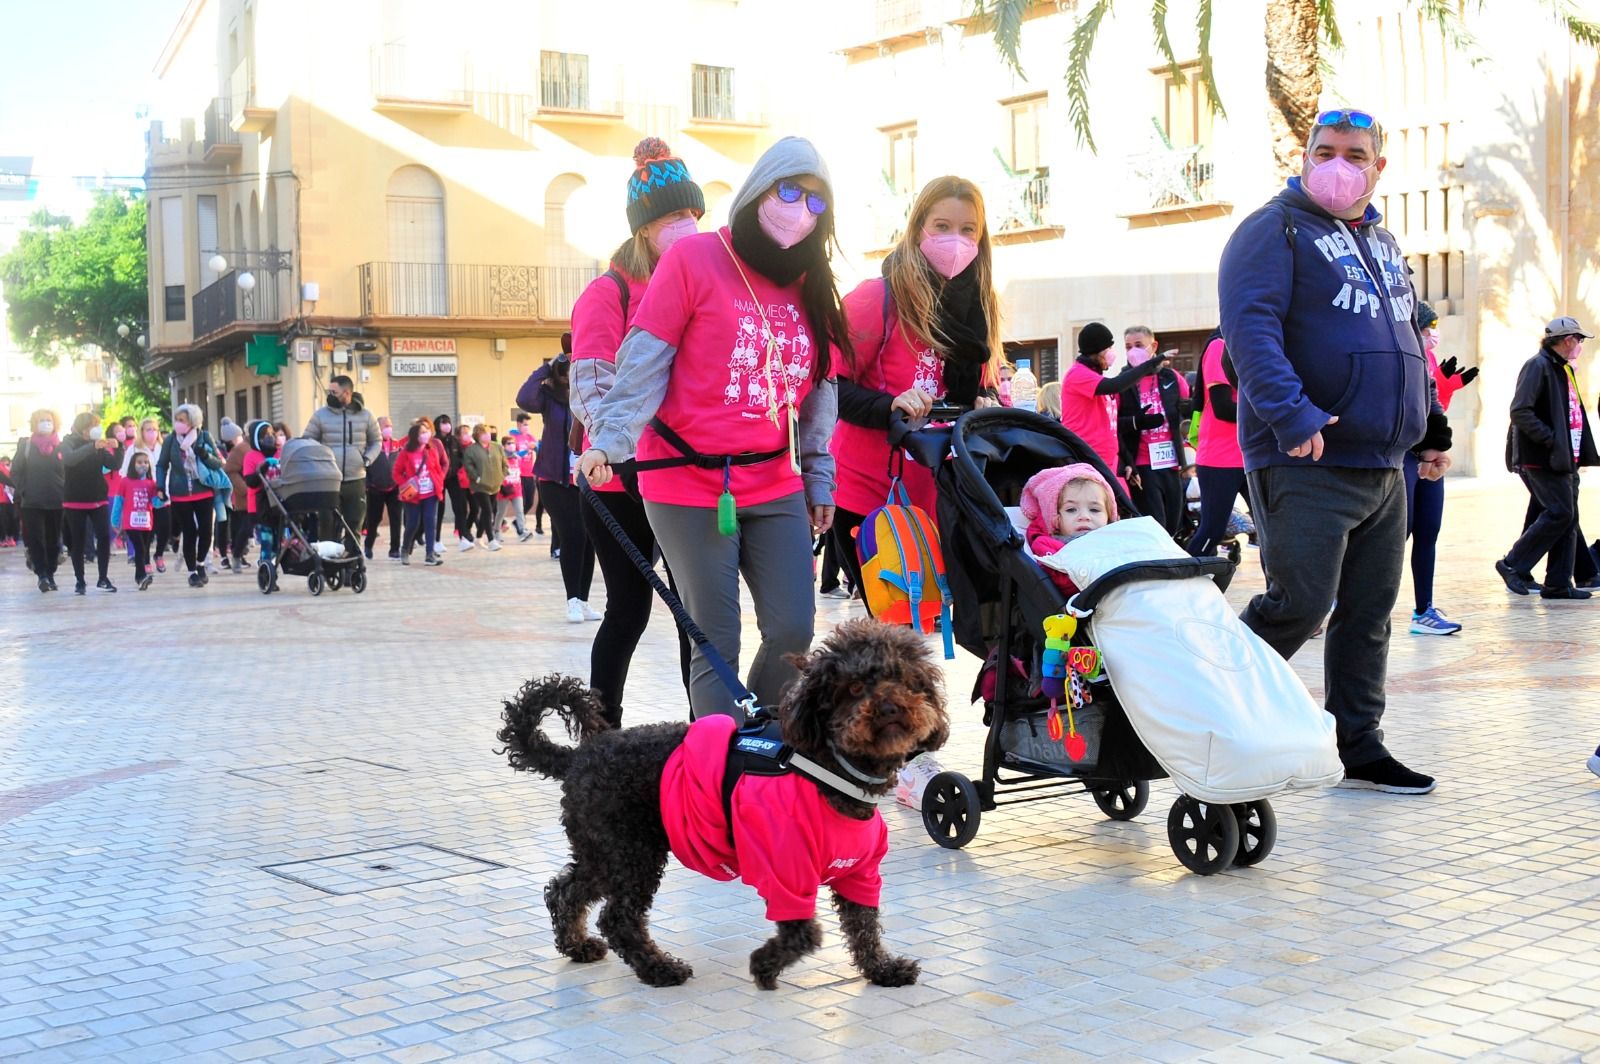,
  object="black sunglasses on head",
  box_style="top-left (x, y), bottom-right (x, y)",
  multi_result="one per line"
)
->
top-left (775, 180), bottom-right (828, 216)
